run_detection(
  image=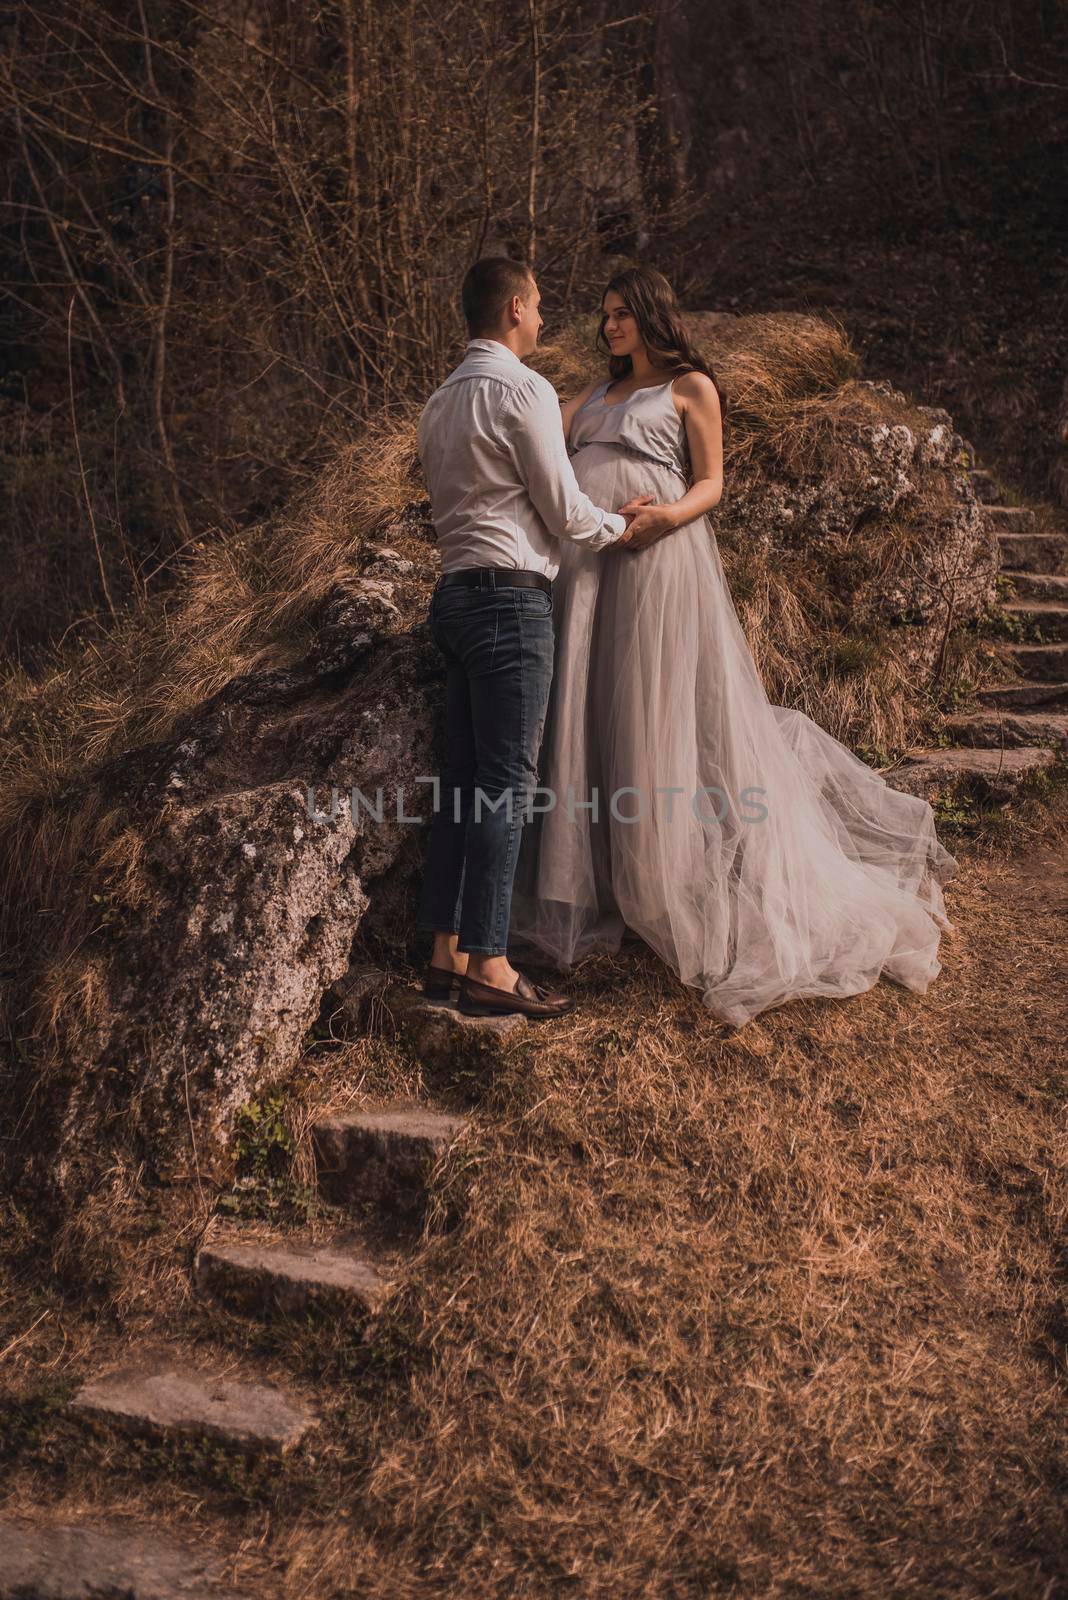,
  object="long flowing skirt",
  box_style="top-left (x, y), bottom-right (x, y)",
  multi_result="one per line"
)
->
top-left (508, 442), bottom-right (956, 1026)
